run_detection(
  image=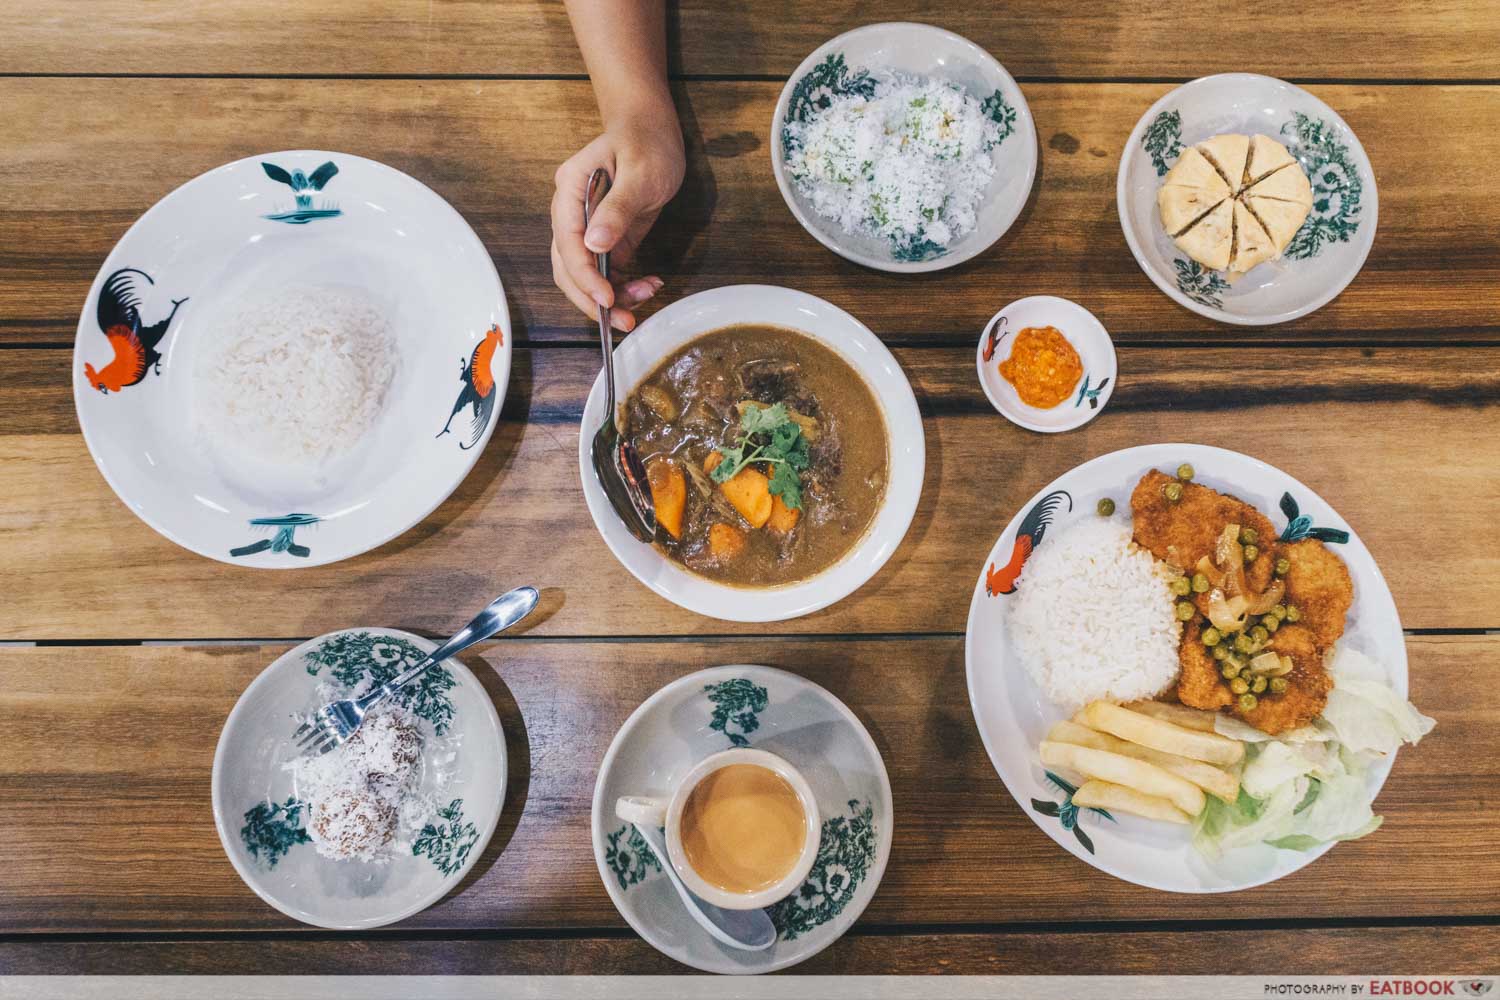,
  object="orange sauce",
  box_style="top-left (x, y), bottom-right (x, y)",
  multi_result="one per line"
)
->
top-left (998, 325), bottom-right (1083, 409)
